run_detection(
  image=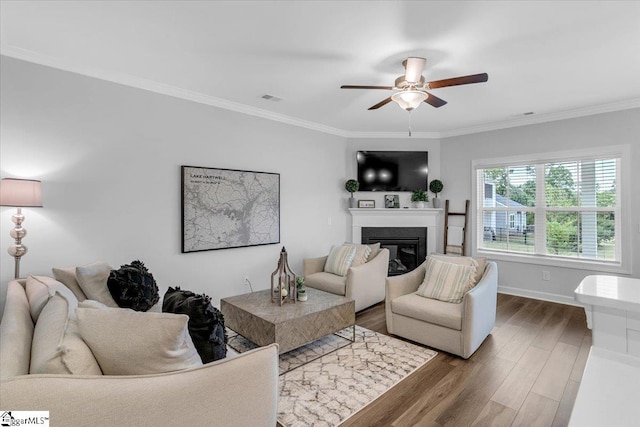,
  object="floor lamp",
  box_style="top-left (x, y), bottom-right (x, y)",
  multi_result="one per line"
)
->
top-left (0, 178), bottom-right (43, 279)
